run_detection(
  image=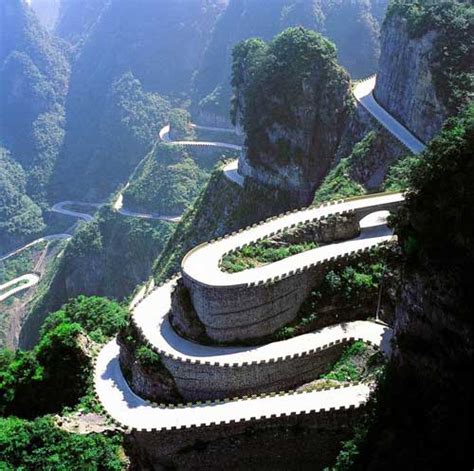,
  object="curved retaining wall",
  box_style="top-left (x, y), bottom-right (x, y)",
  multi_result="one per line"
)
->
top-left (181, 193), bottom-right (403, 342)
top-left (94, 338), bottom-right (372, 432)
top-left (127, 401), bottom-right (365, 469)
top-left (131, 278), bottom-right (391, 401)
